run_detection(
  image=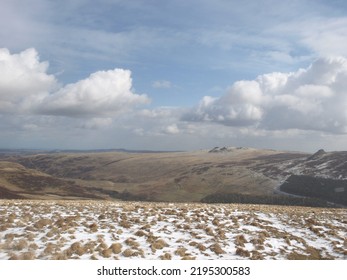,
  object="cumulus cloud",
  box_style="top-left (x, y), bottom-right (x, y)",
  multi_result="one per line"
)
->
top-left (0, 48), bottom-right (150, 118)
top-left (184, 57), bottom-right (347, 134)
top-left (0, 48), bottom-right (57, 113)
top-left (39, 69), bottom-right (150, 117)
